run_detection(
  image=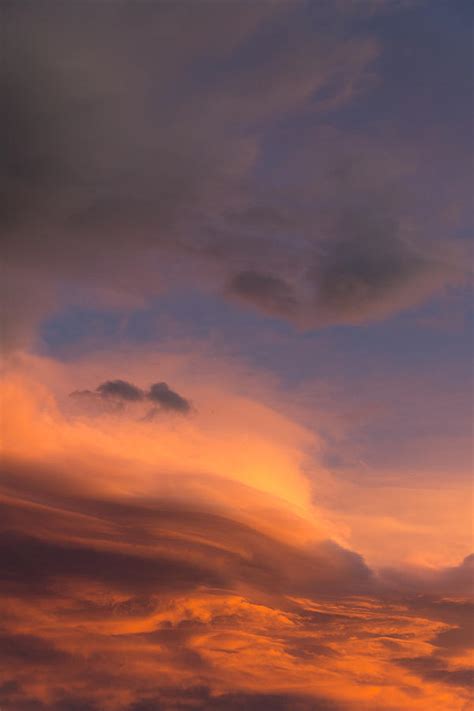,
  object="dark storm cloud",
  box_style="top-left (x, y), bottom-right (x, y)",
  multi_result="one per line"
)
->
top-left (147, 382), bottom-right (191, 414)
